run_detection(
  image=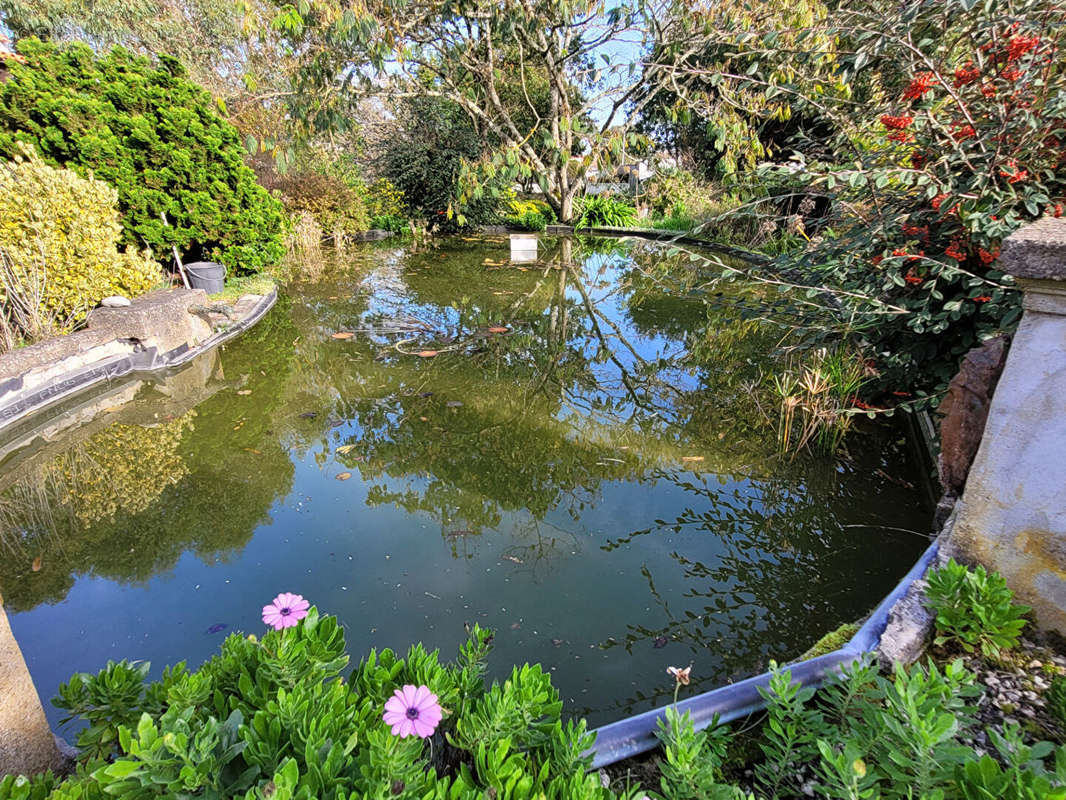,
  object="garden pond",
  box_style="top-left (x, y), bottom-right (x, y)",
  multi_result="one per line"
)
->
top-left (0, 235), bottom-right (935, 730)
